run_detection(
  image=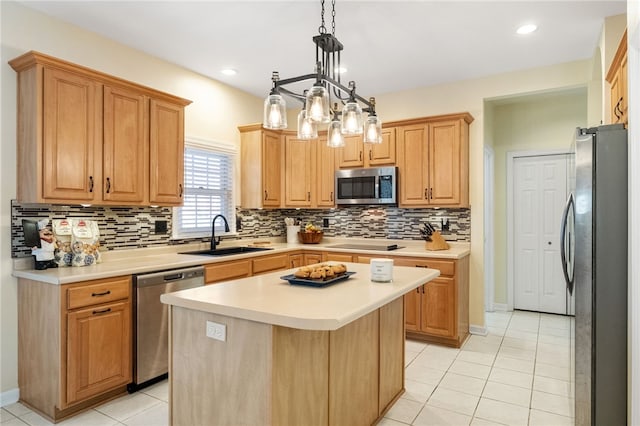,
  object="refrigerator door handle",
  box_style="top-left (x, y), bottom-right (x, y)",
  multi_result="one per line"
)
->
top-left (560, 192), bottom-right (575, 295)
